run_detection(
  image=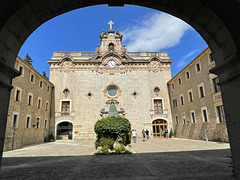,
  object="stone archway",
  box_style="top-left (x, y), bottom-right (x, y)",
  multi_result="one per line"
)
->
top-left (1, 0), bottom-right (240, 178)
top-left (56, 121), bottom-right (73, 140)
